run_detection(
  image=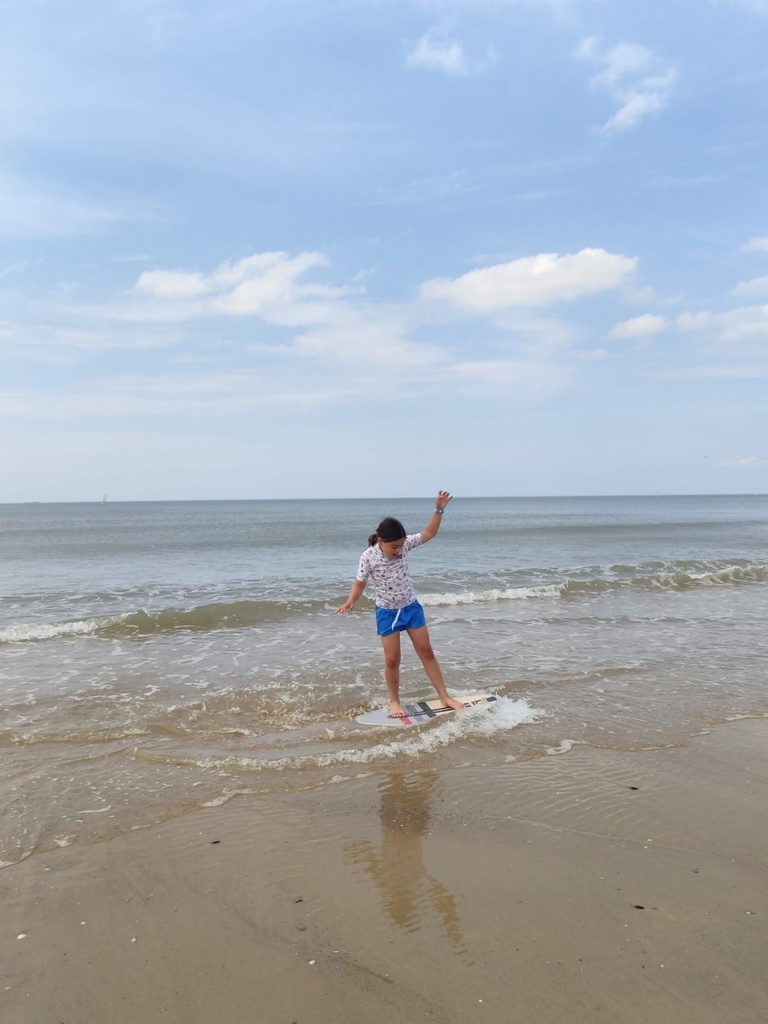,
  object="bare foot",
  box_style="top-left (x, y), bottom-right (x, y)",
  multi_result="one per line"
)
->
top-left (441, 696), bottom-right (467, 711)
top-left (389, 702), bottom-right (407, 718)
